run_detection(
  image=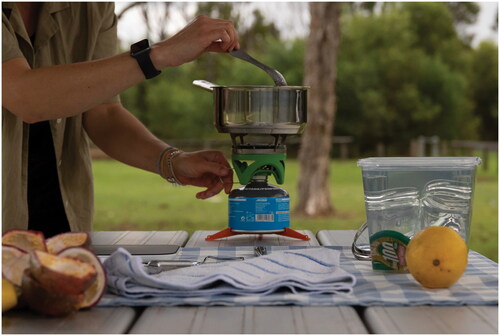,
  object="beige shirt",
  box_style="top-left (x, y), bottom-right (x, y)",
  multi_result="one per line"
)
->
top-left (2, 2), bottom-right (119, 233)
